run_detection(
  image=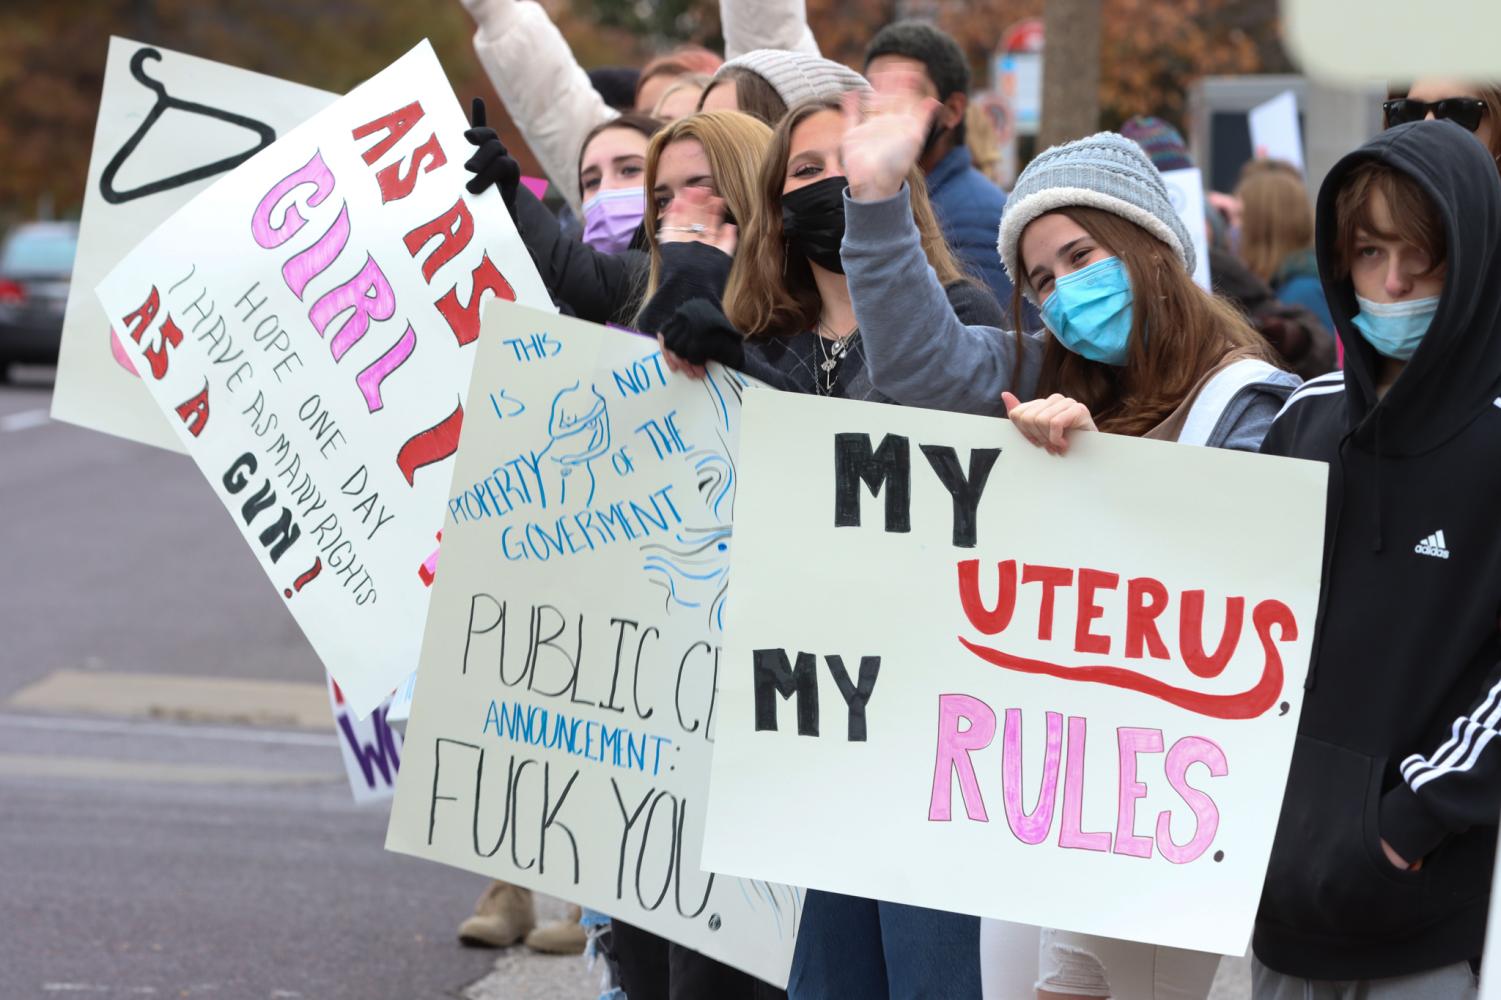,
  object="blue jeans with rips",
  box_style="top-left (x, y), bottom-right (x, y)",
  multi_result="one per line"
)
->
top-left (788, 888), bottom-right (982, 1000)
